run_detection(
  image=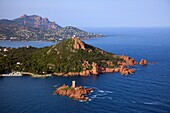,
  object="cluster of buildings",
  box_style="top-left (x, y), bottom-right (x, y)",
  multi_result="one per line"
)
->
top-left (1, 72), bottom-right (22, 77)
top-left (0, 48), bottom-right (9, 52)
